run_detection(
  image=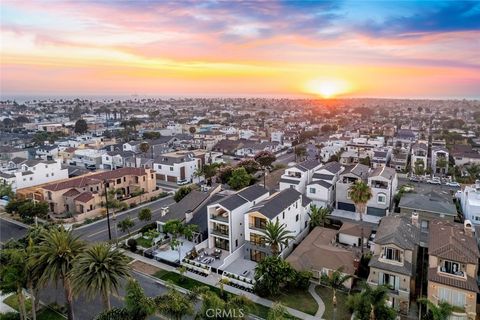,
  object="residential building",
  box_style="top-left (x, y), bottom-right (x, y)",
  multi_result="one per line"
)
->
top-left (366, 166), bottom-right (398, 217)
top-left (335, 163), bottom-right (370, 212)
top-left (431, 146), bottom-right (449, 175)
top-left (367, 216), bottom-right (419, 314)
top-left (244, 188), bottom-right (311, 261)
top-left (287, 227), bottom-right (358, 288)
top-left (427, 220), bottom-right (479, 320)
top-left (0, 159), bottom-right (68, 191)
top-left (279, 160), bottom-right (322, 193)
top-left (207, 185), bottom-right (269, 253)
top-left (372, 148), bottom-right (391, 168)
top-left (460, 181), bottom-right (480, 224)
top-left (410, 143), bottom-right (428, 174)
top-left (70, 148), bottom-right (106, 169)
top-left (306, 161), bottom-right (344, 208)
top-left (390, 148), bottom-right (409, 172)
